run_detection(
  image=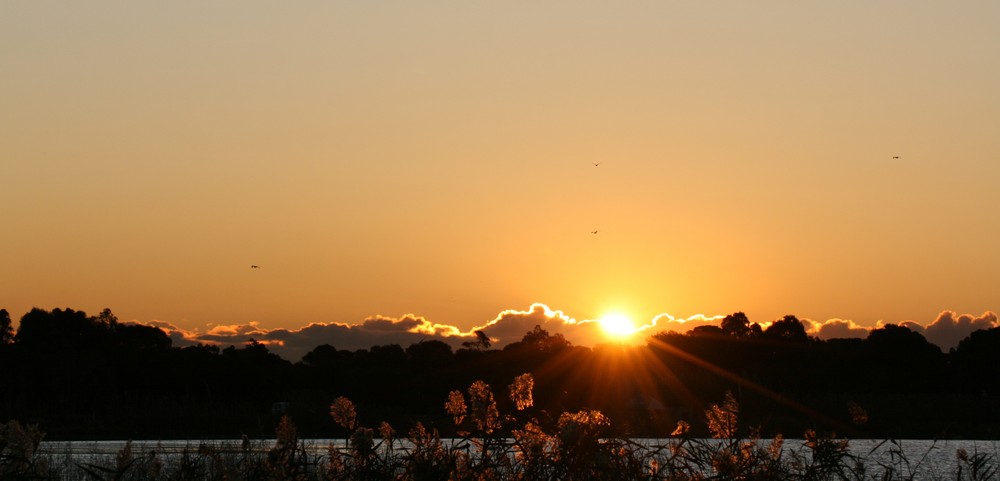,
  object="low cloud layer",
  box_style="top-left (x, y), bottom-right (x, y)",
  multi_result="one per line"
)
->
top-left (903, 311), bottom-right (999, 352)
top-left (804, 318), bottom-right (871, 340)
top-left (146, 305), bottom-right (999, 361)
